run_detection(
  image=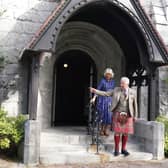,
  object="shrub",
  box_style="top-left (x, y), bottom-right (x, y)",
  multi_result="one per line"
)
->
top-left (0, 108), bottom-right (26, 156)
top-left (156, 115), bottom-right (168, 157)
